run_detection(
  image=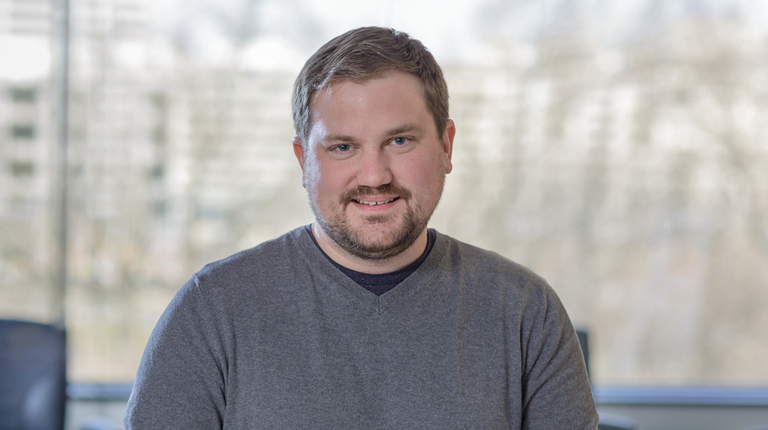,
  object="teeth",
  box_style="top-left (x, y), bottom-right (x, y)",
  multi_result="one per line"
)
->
top-left (356, 198), bottom-right (395, 206)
